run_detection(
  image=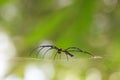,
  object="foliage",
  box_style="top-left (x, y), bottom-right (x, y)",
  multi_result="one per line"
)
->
top-left (0, 0), bottom-right (120, 80)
